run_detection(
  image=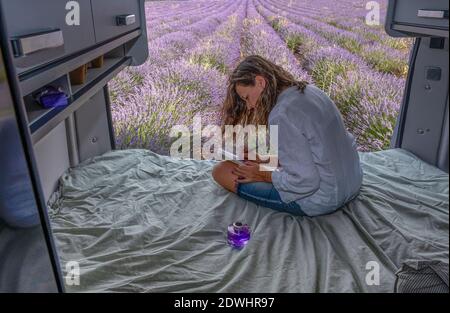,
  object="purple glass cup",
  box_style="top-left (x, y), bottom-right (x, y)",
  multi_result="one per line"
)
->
top-left (227, 221), bottom-right (251, 249)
